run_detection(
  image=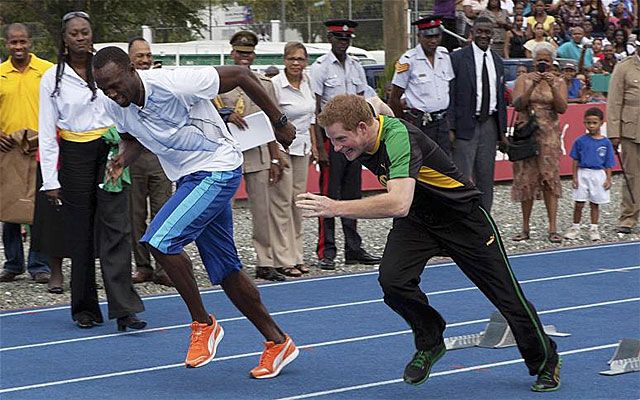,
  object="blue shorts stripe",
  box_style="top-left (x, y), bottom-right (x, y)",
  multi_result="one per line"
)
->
top-left (147, 171), bottom-right (224, 253)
